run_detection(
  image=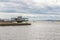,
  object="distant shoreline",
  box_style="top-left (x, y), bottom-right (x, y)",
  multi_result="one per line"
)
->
top-left (31, 20), bottom-right (60, 22)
